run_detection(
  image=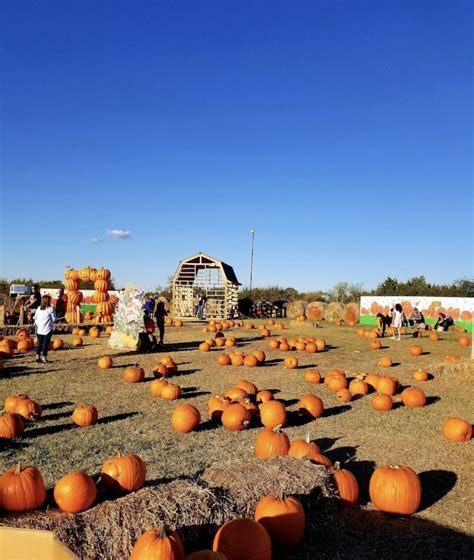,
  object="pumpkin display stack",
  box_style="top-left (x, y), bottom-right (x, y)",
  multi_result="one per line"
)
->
top-left (64, 268), bottom-right (84, 323)
top-left (93, 268), bottom-right (114, 323)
